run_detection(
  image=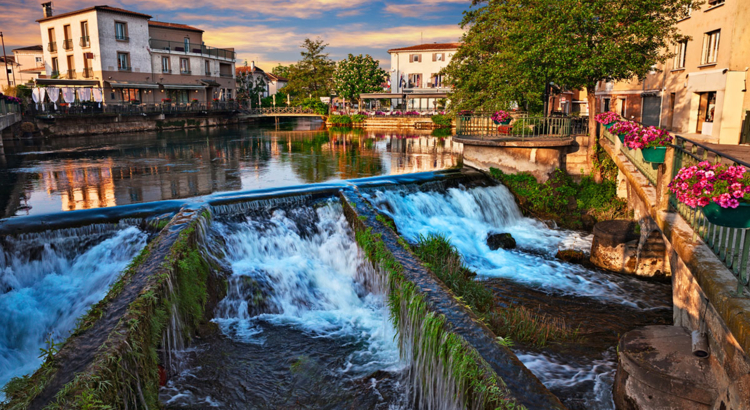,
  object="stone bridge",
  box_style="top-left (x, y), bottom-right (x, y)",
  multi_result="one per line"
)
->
top-left (237, 107), bottom-right (323, 119)
top-left (599, 127), bottom-right (750, 409)
top-left (0, 102), bottom-right (22, 145)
